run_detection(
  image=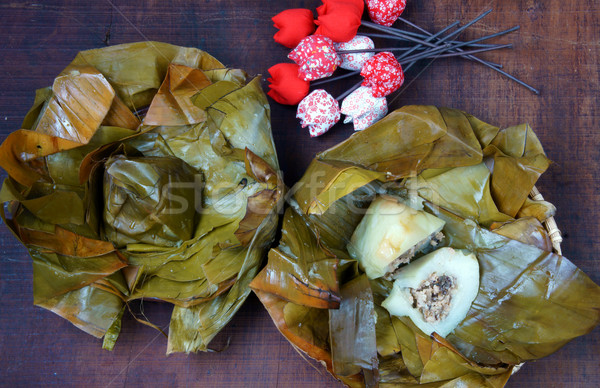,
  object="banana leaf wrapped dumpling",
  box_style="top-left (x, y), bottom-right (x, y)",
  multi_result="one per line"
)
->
top-left (103, 154), bottom-right (199, 248)
top-left (0, 42), bottom-right (283, 353)
top-left (251, 106), bottom-right (600, 387)
top-left (347, 195), bottom-right (446, 279)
